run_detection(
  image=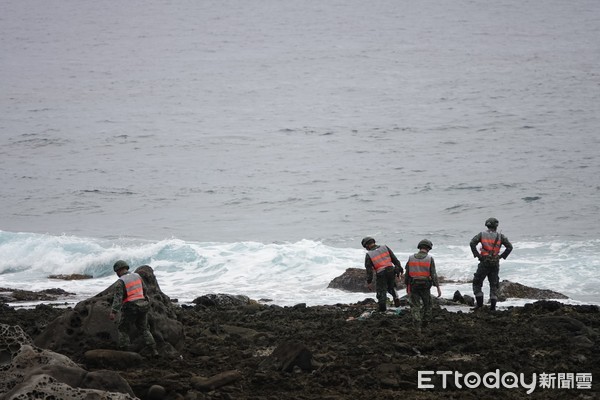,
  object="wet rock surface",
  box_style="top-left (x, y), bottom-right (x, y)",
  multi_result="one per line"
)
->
top-left (497, 280), bottom-right (569, 301)
top-left (1, 295), bottom-right (599, 399)
top-left (48, 274), bottom-right (94, 280)
top-left (0, 287), bottom-right (76, 303)
top-left (328, 268), bottom-right (569, 302)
